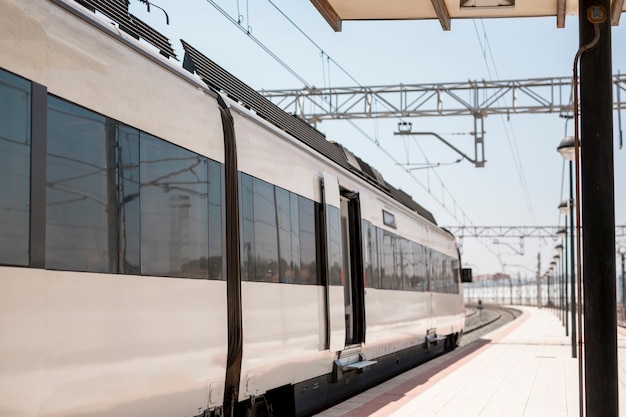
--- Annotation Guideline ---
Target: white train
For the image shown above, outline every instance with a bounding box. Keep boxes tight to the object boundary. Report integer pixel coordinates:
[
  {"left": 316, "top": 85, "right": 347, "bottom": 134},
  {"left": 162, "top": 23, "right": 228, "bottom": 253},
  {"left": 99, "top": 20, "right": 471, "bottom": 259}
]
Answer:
[{"left": 0, "top": 1, "right": 469, "bottom": 416}]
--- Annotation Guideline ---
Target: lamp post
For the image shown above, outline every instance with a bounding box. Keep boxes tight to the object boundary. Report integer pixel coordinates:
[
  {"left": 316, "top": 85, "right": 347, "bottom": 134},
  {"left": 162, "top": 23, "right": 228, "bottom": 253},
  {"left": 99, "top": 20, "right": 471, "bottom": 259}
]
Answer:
[
  {"left": 557, "top": 137, "right": 577, "bottom": 359},
  {"left": 618, "top": 246, "right": 626, "bottom": 320},
  {"left": 557, "top": 229, "right": 569, "bottom": 336},
  {"left": 553, "top": 255, "right": 561, "bottom": 319},
  {"left": 556, "top": 244, "right": 567, "bottom": 331},
  {"left": 546, "top": 265, "right": 553, "bottom": 308}
]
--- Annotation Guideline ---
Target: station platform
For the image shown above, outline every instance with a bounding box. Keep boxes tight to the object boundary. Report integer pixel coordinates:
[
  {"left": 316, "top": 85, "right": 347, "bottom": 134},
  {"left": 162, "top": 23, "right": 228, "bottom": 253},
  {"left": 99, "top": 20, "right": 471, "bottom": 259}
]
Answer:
[{"left": 314, "top": 306, "right": 626, "bottom": 417}]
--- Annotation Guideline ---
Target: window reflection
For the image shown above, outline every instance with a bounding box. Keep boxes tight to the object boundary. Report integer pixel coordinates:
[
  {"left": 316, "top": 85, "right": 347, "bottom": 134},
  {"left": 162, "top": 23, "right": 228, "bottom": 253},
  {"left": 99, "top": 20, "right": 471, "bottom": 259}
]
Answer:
[
  {"left": 326, "top": 206, "right": 342, "bottom": 286},
  {"left": 46, "top": 97, "right": 113, "bottom": 272},
  {"left": 239, "top": 173, "right": 319, "bottom": 285},
  {"left": 276, "top": 187, "right": 294, "bottom": 283},
  {"left": 240, "top": 173, "right": 256, "bottom": 281},
  {"left": 0, "top": 70, "right": 30, "bottom": 266},
  {"left": 253, "top": 178, "right": 279, "bottom": 282},
  {"left": 140, "top": 134, "right": 209, "bottom": 278},
  {"left": 117, "top": 124, "right": 140, "bottom": 274},
  {"left": 299, "top": 197, "right": 317, "bottom": 285},
  {"left": 208, "top": 160, "right": 223, "bottom": 280}
]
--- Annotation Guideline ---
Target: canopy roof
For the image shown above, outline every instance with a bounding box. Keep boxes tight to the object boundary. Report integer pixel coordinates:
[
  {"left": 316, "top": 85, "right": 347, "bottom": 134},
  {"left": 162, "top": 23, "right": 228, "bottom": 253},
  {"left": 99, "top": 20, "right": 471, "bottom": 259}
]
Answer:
[{"left": 310, "top": 0, "right": 625, "bottom": 31}]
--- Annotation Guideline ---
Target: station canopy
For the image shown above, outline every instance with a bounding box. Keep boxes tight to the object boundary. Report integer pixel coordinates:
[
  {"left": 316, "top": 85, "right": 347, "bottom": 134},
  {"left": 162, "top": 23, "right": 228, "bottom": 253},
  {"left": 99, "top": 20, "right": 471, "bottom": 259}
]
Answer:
[{"left": 310, "top": 0, "right": 626, "bottom": 31}]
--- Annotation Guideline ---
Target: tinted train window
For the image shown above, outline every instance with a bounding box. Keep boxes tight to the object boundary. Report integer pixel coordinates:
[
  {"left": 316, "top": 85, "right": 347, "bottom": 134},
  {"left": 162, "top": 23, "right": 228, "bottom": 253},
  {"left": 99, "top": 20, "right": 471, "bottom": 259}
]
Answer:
[
  {"left": 326, "top": 205, "right": 342, "bottom": 286},
  {"left": 401, "top": 238, "right": 412, "bottom": 290},
  {"left": 298, "top": 196, "right": 317, "bottom": 285},
  {"left": 46, "top": 97, "right": 114, "bottom": 272},
  {"left": 362, "top": 220, "right": 380, "bottom": 289},
  {"left": 208, "top": 160, "right": 223, "bottom": 280},
  {"left": 0, "top": 70, "right": 30, "bottom": 266},
  {"left": 239, "top": 173, "right": 318, "bottom": 285},
  {"left": 116, "top": 124, "right": 141, "bottom": 274},
  {"left": 381, "top": 231, "right": 395, "bottom": 290},
  {"left": 253, "top": 178, "right": 279, "bottom": 282},
  {"left": 276, "top": 187, "right": 294, "bottom": 283},
  {"left": 451, "top": 258, "right": 461, "bottom": 294},
  {"left": 430, "top": 250, "right": 441, "bottom": 292},
  {"left": 240, "top": 173, "right": 256, "bottom": 281},
  {"left": 290, "top": 193, "right": 301, "bottom": 283},
  {"left": 140, "top": 133, "right": 209, "bottom": 278},
  {"left": 411, "top": 241, "right": 427, "bottom": 291}
]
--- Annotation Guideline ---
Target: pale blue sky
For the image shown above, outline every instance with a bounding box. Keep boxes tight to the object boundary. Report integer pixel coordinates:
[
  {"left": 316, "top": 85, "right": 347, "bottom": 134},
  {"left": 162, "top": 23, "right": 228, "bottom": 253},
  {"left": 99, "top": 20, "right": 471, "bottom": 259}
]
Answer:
[{"left": 129, "top": 1, "right": 626, "bottom": 278}]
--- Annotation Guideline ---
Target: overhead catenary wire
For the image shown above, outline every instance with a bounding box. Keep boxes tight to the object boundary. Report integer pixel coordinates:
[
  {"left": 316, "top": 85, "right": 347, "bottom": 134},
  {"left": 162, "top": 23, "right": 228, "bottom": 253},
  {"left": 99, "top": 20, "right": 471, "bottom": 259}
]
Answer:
[
  {"left": 473, "top": 19, "right": 539, "bottom": 228},
  {"left": 201, "top": 0, "right": 499, "bottom": 257},
  {"left": 203, "top": 0, "right": 313, "bottom": 89}
]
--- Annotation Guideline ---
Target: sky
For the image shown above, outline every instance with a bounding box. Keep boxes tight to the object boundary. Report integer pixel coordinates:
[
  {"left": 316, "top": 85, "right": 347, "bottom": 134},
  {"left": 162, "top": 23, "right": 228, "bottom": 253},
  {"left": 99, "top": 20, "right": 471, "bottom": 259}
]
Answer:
[{"left": 127, "top": 0, "right": 626, "bottom": 278}]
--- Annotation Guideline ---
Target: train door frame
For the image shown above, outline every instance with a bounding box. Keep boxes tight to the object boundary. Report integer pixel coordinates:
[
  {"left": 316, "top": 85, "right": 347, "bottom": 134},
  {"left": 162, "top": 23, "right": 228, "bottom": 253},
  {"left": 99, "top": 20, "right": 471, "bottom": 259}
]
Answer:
[
  {"left": 321, "top": 174, "right": 347, "bottom": 353},
  {"left": 339, "top": 189, "right": 366, "bottom": 346}
]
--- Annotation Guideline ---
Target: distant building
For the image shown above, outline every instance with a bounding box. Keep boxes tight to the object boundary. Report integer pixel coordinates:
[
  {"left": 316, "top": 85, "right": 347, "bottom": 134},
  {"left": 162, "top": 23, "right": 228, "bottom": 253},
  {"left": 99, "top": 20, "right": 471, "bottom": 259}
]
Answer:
[{"left": 473, "top": 272, "right": 512, "bottom": 283}]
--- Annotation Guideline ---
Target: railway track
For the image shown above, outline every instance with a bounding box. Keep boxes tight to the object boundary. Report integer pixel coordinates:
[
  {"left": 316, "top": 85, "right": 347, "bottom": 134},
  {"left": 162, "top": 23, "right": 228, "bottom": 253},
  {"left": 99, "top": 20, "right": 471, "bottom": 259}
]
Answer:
[{"left": 461, "top": 305, "right": 521, "bottom": 346}]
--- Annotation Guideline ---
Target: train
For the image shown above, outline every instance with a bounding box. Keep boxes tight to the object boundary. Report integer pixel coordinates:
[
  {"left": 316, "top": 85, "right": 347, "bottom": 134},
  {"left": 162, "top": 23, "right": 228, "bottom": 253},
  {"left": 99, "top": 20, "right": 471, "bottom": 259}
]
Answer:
[{"left": 0, "top": 1, "right": 470, "bottom": 416}]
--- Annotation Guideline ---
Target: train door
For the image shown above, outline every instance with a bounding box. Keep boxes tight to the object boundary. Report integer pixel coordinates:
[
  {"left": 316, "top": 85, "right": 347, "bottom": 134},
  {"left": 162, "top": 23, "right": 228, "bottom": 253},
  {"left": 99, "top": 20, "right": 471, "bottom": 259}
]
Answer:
[
  {"left": 321, "top": 174, "right": 347, "bottom": 353},
  {"left": 339, "top": 190, "right": 365, "bottom": 346}
]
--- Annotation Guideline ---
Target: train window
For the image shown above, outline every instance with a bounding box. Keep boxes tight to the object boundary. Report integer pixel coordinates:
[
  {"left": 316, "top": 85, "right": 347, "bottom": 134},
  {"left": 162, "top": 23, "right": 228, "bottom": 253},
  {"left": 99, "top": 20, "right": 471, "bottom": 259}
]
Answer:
[
  {"left": 208, "top": 160, "right": 223, "bottom": 280},
  {"left": 46, "top": 97, "right": 115, "bottom": 272},
  {"left": 411, "top": 242, "right": 427, "bottom": 292},
  {"left": 290, "top": 193, "right": 301, "bottom": 283},
  {"left": 326, "top": 205, "right": 342, "bottom": 286},
  {"left": 252, "top": 178, "right": 279, "bottom": 283},
  {"left": 401, "top": 238, "right": 412, "bottom": 290},
  {"left": 140, "top": 133, "right": 209, "bottom": 278},
  {"left": 0, "top": 70, "right": 30, "bottom": 266},
  {"left": 298, "top": 196, "right": 317, "bottom": 285},
  {"left": 362, "top": 221, "right": 377, "bottom": 289},
  {"left": 382, "top": 209, "right": 396, "bottom": 229},
  {"left": 381, "top": 231, "right": 395, "bottom": 290},
  {"left": 240, "top": 173, "right": 256, "bottom": 281},
  {"left": 393, "top": 236, "right": 404, "bottom": 290},
  {"left": 450, "top": 258, "right": 461, "bottom": 294},
  {"left": 276, "top": 187, "right": 294, "bottom": 283},
  {"left": 369, "top": 223, "right": 381, "bottom": 289},
  {"left": 117, "top": 124, "right": 141, "bottom": 274}
]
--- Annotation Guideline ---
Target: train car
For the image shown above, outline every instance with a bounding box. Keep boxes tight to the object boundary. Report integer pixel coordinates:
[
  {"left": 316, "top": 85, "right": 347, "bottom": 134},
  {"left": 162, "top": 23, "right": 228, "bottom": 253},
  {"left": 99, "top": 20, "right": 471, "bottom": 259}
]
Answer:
[{"left": 0, "top": 1, "right": 468, "bottom": 416}]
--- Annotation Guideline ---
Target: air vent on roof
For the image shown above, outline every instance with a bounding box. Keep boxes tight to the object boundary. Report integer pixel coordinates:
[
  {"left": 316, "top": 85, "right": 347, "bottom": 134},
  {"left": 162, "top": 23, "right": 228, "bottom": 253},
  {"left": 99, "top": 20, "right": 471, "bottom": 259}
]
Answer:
[
  {"left": 75, "top": 0, "right": 177, "bottom": 59},
  {"left": 179, "top": 40, "right": 436, "bottom": 224},
  {"left": 342, "top": 147, "right": 362, "bottom": 171},
  {"left": 370, "top": 167, "right": 387, "bottom": 190},
  {"left": 180, "top": 40, "right": 351, "bottom": 169}
]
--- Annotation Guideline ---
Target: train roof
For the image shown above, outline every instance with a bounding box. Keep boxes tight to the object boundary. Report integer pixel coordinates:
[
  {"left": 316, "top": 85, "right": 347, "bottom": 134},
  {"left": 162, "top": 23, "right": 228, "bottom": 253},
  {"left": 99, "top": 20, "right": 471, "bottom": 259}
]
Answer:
[{"left": 74, "top": 0, "right": 437, "bottom": 226}]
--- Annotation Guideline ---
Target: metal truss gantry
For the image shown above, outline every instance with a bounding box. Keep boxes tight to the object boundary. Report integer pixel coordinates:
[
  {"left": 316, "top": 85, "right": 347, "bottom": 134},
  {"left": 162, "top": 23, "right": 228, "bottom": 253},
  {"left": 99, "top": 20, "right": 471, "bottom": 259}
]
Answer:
[
  {"left": 443, "top": 225, "right": 626, "bottom": 238},
  {"left": 261, "top": 74, "right": 626, "bottom": 122},
  {"left": 260, "top": 74, "right": 626, "bottom": 167}
]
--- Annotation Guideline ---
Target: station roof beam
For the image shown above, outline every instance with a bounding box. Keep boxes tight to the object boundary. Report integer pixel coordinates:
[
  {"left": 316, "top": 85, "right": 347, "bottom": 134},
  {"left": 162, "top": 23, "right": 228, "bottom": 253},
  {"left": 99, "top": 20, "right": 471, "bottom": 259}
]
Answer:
[{"left": 310, "top": 0, "right": 626, "bottom": 31}]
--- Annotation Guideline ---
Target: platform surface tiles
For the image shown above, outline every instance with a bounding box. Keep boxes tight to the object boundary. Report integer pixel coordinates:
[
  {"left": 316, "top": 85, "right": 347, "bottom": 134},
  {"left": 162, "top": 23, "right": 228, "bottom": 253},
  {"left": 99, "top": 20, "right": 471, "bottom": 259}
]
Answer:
[{"left": 314, "top": 306, "right": 626, "bottom": 417}]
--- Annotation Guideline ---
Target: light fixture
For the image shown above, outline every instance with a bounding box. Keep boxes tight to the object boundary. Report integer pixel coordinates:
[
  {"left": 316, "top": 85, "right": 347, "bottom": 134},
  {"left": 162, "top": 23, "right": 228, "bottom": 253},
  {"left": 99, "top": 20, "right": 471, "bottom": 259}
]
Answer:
[
  {"left": 460, "top": 0, "right": 515, "bottom": 7},
  {"left": 555, "top": 243, "right": 564, "bottom": 254},
  {"left": 397, "top": 121, "right": 412, "bottom": 133},
  {"left": 557, "top": 228, "right": 567, "bottom": 239},
  {"left": 558, "top": 200, "right": 570, "bottom": 216},
  {"left": 557, "top": 136, "right": 576, "bottom": 161}
]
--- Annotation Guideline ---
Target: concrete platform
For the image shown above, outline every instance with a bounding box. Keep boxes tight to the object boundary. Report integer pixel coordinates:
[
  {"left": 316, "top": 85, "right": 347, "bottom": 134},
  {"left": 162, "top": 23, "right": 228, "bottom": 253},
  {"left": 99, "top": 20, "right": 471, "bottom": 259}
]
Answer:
[{"left": 314, "top": 306, "right": 626, "bottom": 417}]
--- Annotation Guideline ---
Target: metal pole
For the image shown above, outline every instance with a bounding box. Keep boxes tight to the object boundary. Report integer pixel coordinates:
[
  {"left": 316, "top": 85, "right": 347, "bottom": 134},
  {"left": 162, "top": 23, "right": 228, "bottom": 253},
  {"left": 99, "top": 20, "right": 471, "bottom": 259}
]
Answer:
[
  {"left": 569, "top": 171, "right": 577, "bottom": 359},
  {"left": 536, "top": 253, "right": 541, "bottom": 307},
  {"left": 622, "top": 252, "right": 625, "bottom": 320},
  {"left": 579, "top": 1, "right": 618, "bottom": 415},
  {"left": 547, "top": 269, "right": 552, "bottom": 307},
  {"left": 564, "top": 229, "right": 569, "bottom": 336}
]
